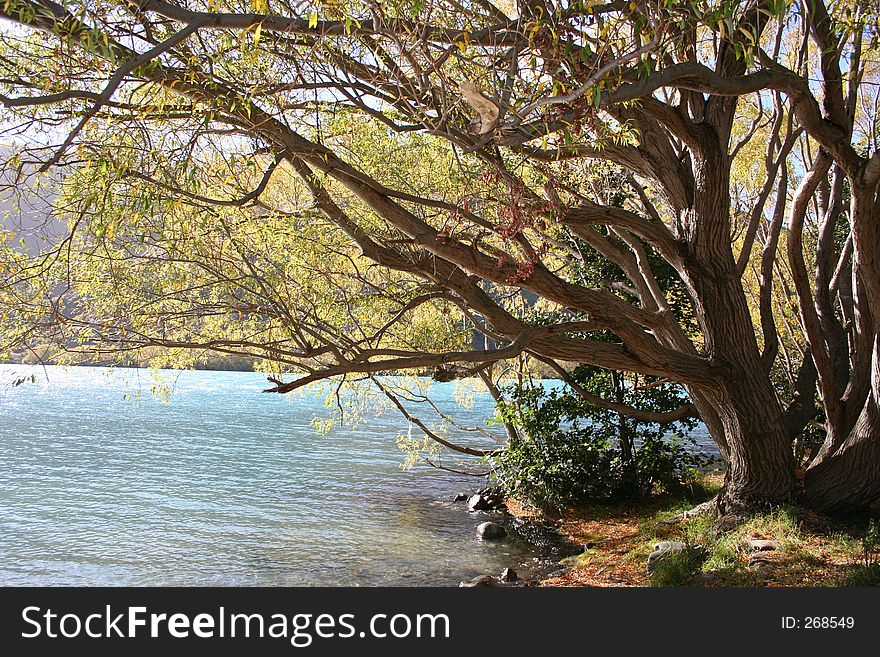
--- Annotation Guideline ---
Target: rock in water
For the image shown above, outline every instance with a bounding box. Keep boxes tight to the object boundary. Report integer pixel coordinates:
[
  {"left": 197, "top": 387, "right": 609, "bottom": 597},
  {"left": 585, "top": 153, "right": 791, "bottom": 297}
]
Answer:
[
  {"left": 500, "top": 567, "right": 518, "bottom": 582},
  {"left": 459, "top": 574, "right": 500, "bottom": 587},
  {"left": 476, "top": 521, "right": 506, "bottom": 540},
  {"left": 479, "top": 486, "right": 505, "bottom": 506},
  {"left": 467, "top": 494, "right": 491, "bottom": 511},
  {"left": 453, "top": 493, "right": 469, "bottom": 502},
  {"left": 467, "top": 487, "right": 507, "bottom": 511}
]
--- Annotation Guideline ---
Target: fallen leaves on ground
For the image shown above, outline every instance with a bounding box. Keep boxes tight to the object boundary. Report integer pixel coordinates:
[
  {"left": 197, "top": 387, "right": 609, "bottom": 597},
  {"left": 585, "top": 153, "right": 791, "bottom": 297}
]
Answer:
[{"left": 506, "top": 488, "right": 877, "bottom": 588}]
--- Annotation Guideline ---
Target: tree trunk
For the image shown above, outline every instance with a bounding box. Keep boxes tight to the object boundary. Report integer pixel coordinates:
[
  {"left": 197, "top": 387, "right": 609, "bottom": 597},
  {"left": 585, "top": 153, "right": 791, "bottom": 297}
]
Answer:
[
  {"left": 678, "top": 151, "right": 796, "bottom": 515},
  {"left": 803, "top": 395, "right": 880, "bottom": 512},
  {"left": 612, "top": 371, "right": 637, "bottom": 494},
  {"left": 804, "top": 337, "right": 880, "bottom": 512},
  {"left": 694, "top": 378, "right": 796, "bottom": 514},
  {"left": 683, "top": 270, "right": 796, "bottom": 514}
]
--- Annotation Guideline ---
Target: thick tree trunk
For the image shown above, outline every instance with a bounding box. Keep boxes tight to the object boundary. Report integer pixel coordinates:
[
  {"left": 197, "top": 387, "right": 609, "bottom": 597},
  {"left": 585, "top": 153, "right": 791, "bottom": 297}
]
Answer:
[
  {"left": 694, "top": 377, "right": 796, "bottom": 514},
  {"left": 680, "top": 151, "right": 795, "bottom": 514},
  {"left": 803, "top": 395, "right": 880, "bottom": 512},
  {"left": 804, "top": 337, "right": 880, "bottom": 512},
  {"left": 683, "top": 265, "right": 796, "bottom": 514}
]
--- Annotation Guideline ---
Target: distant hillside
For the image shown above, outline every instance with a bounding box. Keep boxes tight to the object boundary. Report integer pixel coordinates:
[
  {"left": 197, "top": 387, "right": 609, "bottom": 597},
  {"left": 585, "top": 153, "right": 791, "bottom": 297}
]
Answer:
[{"left": 0, "top": 142, "right": 66, "bottom": 253}]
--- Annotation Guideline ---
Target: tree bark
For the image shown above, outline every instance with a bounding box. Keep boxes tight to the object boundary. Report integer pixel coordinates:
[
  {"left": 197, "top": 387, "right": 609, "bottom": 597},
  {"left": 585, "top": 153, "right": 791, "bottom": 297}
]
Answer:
[
  {"left": 680, "top": 150, "right": 795, "bottom": 514},
  {"left": 693, "top": 376, "right": 796, "bottom": 514},
  {"left": 803, "top": 395, "right": 880, "bottom": 512},
  {"left": 804, "top": 337, "right": 880, "bottom": 512}
]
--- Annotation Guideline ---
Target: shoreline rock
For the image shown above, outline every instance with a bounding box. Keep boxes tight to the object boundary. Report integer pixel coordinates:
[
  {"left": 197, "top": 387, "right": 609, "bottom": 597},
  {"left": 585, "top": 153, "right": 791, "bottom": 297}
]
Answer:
[
  {"left": 452, "top": 487, "right": 584, "bottom": 586},
  {"left": 476, "top": 521, "right": 506, "bottom": 540},
  {"left": 459, "top": 574, "right": 501, "bottom": 587},
  {"left": 467, "top": 486, "right": 507, "bottom": 512}
]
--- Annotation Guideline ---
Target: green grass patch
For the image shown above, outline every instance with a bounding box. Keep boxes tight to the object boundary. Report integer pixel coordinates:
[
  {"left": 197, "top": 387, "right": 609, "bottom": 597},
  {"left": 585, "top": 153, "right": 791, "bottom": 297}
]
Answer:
[
  {"left": 560, "top": 548, "right": 605, "bottom": 567},
  {"left": 549, "top": 473, "right": 877, "bottom": 587},
  {"left": 647, "top": 542, "right": 707, "bottom": 586},
  {"left": 833, "top": 564, "right": 880, "bottom": 586}
]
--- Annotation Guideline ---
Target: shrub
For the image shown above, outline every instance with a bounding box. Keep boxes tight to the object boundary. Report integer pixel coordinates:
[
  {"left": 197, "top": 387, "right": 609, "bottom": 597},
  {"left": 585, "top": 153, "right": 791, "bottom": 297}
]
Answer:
[{"left": 490, "top": 366, "right": 708, "bottom": 512}]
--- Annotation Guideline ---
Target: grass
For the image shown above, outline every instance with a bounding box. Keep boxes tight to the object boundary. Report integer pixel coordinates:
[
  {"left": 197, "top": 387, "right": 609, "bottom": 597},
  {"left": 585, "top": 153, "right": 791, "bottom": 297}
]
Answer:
[
  {"left": 647, "top": 546, "right": 706, "bottom": 586},
  {"left": 527, "top": 474, "right": 880, "bottom": 587}
]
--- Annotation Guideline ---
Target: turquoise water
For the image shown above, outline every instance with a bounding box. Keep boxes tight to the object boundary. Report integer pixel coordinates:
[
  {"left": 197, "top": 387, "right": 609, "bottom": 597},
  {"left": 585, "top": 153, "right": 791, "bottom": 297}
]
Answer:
[
  {"left": 0, "top": 365, "right": 554, "bottom": 586},
  {"left": 0, "top": 365, "right": 716, "bottom": 586}
]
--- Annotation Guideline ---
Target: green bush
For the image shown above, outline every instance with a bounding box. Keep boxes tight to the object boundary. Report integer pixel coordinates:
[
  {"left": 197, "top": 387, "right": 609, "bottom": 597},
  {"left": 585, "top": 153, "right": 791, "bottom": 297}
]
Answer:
[{"left": 490, "top": 366, "right": 708, "bottom": 512}]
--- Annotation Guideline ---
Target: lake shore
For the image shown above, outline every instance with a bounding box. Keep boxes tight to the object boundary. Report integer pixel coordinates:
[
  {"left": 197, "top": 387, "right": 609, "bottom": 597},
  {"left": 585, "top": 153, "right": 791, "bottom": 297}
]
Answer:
[
  {"left": 501, "top": 474, "right": 880, "bottom": 587},
  {"left": 449, "top": 486, "right": 585, "bottom": 586}
]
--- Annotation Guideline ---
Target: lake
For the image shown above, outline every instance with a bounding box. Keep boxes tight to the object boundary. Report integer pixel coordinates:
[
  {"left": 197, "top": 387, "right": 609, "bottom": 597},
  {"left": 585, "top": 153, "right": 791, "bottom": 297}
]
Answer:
[{"left": 0, "top": 364, "right": 715, "bottom": 586}]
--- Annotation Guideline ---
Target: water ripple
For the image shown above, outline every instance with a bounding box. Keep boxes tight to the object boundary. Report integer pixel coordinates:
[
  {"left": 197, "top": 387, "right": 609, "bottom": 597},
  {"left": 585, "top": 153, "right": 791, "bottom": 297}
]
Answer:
[{"left": 0, "top": 364, "right": 716, "bottom": 586}]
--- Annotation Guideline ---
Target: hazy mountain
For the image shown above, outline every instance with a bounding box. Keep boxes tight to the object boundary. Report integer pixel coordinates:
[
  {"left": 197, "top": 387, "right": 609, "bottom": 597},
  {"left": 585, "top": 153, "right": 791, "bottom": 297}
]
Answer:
[{"left": 0, "top": 142, "right": 67, "bottom": 253}]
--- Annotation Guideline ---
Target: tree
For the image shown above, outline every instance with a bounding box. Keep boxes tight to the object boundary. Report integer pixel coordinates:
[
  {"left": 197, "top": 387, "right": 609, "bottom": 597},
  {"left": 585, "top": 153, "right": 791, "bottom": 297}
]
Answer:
[{"left": 1, "top": 0, "right": 878, "bottom": 515}]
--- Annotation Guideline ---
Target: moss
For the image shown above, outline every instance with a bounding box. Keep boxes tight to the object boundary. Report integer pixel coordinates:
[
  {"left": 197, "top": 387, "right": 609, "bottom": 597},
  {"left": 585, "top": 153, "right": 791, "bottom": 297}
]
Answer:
[{"left": 559, "top": 548, "right": 604, "bottom": 567}]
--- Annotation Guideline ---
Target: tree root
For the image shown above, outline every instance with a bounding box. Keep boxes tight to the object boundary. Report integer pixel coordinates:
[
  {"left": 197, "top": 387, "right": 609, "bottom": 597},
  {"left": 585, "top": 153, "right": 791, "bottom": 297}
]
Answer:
[
  {"left": 659, "top": 496, "right": 720, "bottom": 526},
  {"left": 660, "top": 495, "right": 761, "bottom": 536}
]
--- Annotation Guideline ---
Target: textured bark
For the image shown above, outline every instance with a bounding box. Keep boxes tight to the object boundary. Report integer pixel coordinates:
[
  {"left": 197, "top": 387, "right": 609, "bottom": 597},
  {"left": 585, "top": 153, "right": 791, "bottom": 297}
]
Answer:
[
  {"left": 804, "top": 337, "right": 880, "bottom": 512},
  {"left": 805, "top": 180, "right": 880, "bottom": 511},
  {"left": 693, "top": 375, "right": 796, "bottom": 514},
  {"left": 680, "top": 151, "right": 795, "bottom": 513},
  {"left": 804, "top": 394, "right": 880, "bottom": 512}
]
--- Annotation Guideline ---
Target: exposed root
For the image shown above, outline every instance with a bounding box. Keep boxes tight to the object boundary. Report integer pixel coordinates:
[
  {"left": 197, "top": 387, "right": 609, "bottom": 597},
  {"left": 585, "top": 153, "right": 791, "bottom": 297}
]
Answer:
[
  {"left": 660, "top": 496, "right": 720, "bottom": 525},
  {"left": 660, "top": 493, "right": 780, "bottom": 536}
]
